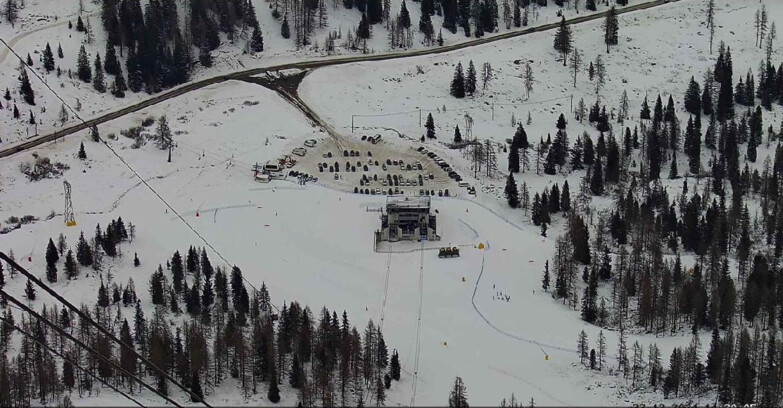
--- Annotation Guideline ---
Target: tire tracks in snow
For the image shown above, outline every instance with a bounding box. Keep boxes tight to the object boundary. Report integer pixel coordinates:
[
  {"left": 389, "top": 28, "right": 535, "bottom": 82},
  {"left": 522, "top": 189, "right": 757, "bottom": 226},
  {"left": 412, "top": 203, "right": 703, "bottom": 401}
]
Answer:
[
  {"left": 410, "top": 241, "right": 425, "bottom": 406},
  {"left": 471, "top": 251, "right": 577, "bottom": 355}
]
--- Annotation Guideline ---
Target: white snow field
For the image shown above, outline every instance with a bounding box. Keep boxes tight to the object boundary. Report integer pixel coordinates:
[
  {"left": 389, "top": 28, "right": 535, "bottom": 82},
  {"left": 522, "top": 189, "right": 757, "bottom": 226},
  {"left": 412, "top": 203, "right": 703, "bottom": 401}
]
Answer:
[
  {"left": 1, "top": 0, "right": 782, "bottom": 405},
  {"left": 301, "top": 0, "right": 783, "bottom": 192},
  {"left": 0, "top": 78, "right": 701, "bottom": 406},
  {"left": 0, "top": 0, "right": 650, "bottom": 145}
]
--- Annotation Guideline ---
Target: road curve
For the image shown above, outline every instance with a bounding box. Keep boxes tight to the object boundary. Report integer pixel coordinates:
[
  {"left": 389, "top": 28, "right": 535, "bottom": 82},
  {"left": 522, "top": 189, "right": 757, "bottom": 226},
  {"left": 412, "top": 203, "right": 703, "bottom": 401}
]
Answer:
[
  {"left": 0, "top": 12, "right": 101, "bottom": 66},
  {"left": 0, "top": 0, "right": 677, "bottom": 159}
]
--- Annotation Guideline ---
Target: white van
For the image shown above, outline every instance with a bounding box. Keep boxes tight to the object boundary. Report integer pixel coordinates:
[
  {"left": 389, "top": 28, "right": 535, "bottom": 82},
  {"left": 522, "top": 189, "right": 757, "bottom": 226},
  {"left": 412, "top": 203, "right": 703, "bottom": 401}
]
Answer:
[
  {"left": 292, "top": 147, "right": 307, "bottom": 156},
  {"left": 264, "top": 161, "right": 282, "bottom": 172}
]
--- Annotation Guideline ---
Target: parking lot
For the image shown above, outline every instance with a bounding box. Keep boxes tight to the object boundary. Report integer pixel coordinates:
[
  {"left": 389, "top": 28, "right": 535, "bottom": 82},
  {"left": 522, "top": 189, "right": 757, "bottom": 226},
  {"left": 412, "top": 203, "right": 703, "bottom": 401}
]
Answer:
[{"left": 292, "top": 134, "right": 465, "bottom": 197}]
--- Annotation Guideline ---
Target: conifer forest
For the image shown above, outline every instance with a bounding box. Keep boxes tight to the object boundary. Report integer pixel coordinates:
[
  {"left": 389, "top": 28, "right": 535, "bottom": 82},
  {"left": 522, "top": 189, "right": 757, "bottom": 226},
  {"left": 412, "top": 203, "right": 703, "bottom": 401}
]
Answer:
[{"left": 1, "top": 0, "right": 783, "bottom": 406}]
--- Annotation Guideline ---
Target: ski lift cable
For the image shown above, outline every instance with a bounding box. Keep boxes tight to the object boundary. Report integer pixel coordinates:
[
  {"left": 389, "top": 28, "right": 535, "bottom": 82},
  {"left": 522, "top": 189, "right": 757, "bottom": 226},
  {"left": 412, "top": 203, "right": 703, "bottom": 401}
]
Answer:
[
  {"left": 0, "top": 308, "right": 149, "bottom": 408},
  {"left": 0, "top": 290, "right": 180, "bottom": 407}
]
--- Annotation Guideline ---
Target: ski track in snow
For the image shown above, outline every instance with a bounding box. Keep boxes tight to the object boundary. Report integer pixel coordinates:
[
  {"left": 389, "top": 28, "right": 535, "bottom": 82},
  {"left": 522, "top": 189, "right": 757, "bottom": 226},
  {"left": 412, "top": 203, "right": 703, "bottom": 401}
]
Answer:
[{"left": 472, "top": 251, "right": 578, "bottom": 356}]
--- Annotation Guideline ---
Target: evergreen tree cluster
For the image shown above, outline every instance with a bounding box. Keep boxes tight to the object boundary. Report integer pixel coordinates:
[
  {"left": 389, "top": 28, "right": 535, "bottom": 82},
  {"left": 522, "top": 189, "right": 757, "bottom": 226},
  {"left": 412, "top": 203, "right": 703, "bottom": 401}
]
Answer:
[
  {"left": 450, "top": 60, "right": 478, "bottom": 98},
  {"left": 91, "top": 0, "right": 262, "bottom": 96},
  {"left": 0, "top": 234, "right": 399, "bottom": 406}
]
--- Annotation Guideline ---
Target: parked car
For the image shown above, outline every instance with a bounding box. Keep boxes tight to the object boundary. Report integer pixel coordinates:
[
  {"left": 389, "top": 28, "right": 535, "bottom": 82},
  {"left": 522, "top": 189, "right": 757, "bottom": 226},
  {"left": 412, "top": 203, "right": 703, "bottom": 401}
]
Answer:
[{"left": 304, "top": 139, "right": 317, "bottom": 147}]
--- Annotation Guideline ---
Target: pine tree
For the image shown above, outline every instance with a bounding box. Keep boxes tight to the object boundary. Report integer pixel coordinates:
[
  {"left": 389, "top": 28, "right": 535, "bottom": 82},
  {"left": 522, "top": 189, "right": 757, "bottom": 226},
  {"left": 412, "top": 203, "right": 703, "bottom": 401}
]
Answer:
[
  {"left": 684, "top": 116, "right": 701, "bottom": 173},
  {"left": 111, "top": 68, "right": 127, "bottom": 98},
  {"left": 466, "top": 61, "right": 477, "bottom": 95},
  {"left": 103, "top": 43, "right": 119, "bottom": 76},
  {"left": 77, "top": 45, "right": 92, "bottom": 82},
  {"left": 57, "top": 43, "right": 64, "bottom": 58},
  {"left": 390, "top": 349, "right": 401, "bottom": 380},
  {"left": 251, "top": 26, "right": 264, "bottom": 52},
  {"left": 508, "top": 146, "right": 520, "bottom": 173},
  {"left": 419, "top": 11, "right": 434, "bottom": 40},
  {"left": 425, "top": 113, "right": 436, "bottom": 138},
  {"left": 42, "top": 43, "right": 55, "bottom": 72},
  {"left": 357, "top": 12, "right": 371, "bottom": 39},
  {"left": 62, "top": 359, "right": 75, "bottom": 391},
  {"left": 684, "top": 76, "right": 701, "bottom": 115},
  {"left": 400, "top": 0, "right": 411, "bottom": 28},
  {"left": 25, "top": 279, "right": 36, "bottom": 300},
  {"left": 448, "top": 377, "right": 469, "bottom": 407},
  {"left": 281, "top": 14, "right": 290, "bottom": 38},
  {"left": 64, "top": 249, "right": 78, "bottom": 279},
  {"left": 733, "top": 330, "right": 755, "bottom": 404},
  {"left": 454, "top": 125, "right": 463, "bottom": 143},
  {"left": 45, "top": 238, "right": 59, "bottom": 283},
  {"left": 505, "top": 173, "right": 519, "bottom": 208},
  {"left": 541, "top": 260, "right": 550, "bottom": 291},
  {"left": 92, "top": 54, "right": 106, "bottom": 93},
  {"left": 268, "top": 367, "right": 281, "bottom": 403},
  {"left": 19, "top": 69, "right": 34, "bottom": 105},
  {"left": 171, "top": 251, "right": 184, "bottom": 294},
  {"left": 603, "top": 6, "right": 618, "bottom": 53},
  {"left": 590, "top": 155, "right": 604, "bottom": 195},
  {"left": 640, "top": 96, "right": 651, "bottom": 120},
  {"left": 97, "top": 280, "right": 110, "bottom": 307},
  {"left": 553, "top": 16, "right": 572, "bottom": 66},
  {"left": 459, "top": 0, "right": 471, "bottom": 36},
  {"left": 451, "top": 62, "right": 465, "bottom": 98}
]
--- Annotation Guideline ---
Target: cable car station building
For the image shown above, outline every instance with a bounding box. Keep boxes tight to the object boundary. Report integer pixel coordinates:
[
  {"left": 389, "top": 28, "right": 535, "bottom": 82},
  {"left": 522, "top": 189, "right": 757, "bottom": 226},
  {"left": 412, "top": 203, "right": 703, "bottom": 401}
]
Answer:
[{"left": 376, "top": 196, "right": 440, "bottom": 242}]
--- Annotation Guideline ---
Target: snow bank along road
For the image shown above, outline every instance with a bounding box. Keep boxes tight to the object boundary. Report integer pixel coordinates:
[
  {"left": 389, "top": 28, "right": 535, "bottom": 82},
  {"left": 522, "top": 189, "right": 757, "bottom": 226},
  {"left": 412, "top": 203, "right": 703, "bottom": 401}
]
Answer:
[{"left": 0, "top": 0, "right": 681, "bottom": 159}]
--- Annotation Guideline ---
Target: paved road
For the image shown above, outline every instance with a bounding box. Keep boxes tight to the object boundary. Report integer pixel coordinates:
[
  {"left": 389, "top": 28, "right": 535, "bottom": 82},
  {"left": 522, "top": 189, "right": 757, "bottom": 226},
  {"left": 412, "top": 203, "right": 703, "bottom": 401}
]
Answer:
[
  {"left": 0, "top": 12, "right": 100, "bottom": 66},
  {"left": 0, "top": 0, "right": 677, "bottom": 159}
]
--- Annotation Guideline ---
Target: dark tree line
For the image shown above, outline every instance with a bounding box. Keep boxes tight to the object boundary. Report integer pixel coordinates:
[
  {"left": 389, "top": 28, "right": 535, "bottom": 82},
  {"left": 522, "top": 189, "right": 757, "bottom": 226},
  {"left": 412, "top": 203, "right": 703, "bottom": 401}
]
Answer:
[{"left": 1, "top": 226, "right": 399, "bottom": 406}]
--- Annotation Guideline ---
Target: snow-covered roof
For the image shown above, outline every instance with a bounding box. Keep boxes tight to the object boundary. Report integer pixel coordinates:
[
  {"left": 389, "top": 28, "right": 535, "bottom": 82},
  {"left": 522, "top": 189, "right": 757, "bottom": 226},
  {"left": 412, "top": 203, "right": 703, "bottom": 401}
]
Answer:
[{"left": 386, "top": 196, "right": 431, "bottom": 210}]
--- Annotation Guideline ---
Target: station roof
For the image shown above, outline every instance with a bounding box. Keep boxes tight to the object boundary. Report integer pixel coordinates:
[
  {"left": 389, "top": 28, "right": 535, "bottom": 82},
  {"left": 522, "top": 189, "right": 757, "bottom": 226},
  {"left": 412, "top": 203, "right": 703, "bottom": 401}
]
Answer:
[{"left": 386, "top": 196, "right": 431, "bottom": 210}]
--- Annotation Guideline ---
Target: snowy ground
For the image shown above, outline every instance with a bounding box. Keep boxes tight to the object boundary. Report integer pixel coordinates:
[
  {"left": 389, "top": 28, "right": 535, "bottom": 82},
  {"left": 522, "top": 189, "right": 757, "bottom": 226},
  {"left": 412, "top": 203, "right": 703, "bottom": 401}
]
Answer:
[
  {"left": 300, "top": 0, "right": 783, "bottom": 200},
  {"left": 0, "top": 0, "right": 649, "bottom": 145},
  {"left": 0, "top": 78, "right": 709, "bottom": 406},
  {"left": 1, "top": 0, "right": 782, "bottom": 405}
]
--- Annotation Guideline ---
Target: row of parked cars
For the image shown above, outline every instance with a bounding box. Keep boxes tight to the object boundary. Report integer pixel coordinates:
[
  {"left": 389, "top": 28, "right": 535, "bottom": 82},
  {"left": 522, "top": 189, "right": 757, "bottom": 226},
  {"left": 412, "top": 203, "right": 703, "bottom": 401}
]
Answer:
[
  {"left": 416, "top": 146, "right": 463, "bottom": 182},
  {"left": 353, "top": 187, "right": 451, "bottom": 196},
  {"left": 360, "top": 134, "right": 382, "bottom": 144}
]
